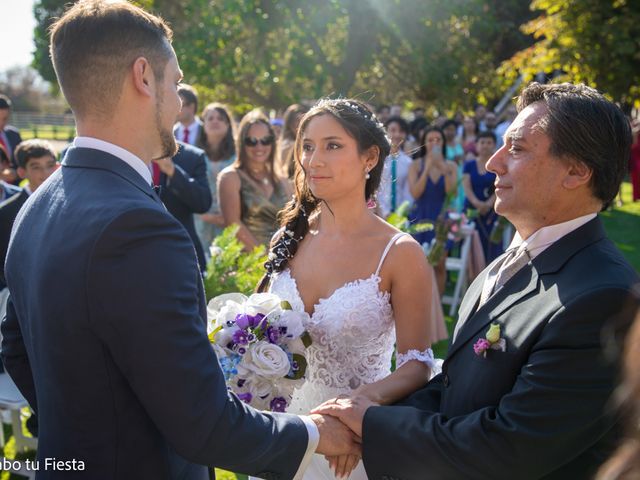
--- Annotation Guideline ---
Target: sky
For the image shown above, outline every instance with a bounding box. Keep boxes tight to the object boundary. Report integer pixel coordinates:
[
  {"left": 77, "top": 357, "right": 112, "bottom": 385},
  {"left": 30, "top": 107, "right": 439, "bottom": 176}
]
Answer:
[{"left": 0, "top": 0, "right": 37, "bottom": 71}]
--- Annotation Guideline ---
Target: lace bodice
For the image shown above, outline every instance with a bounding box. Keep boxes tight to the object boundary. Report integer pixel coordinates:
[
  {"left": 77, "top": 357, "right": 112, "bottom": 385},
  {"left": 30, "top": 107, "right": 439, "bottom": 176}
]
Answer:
[{"left": 268, "top": 233, "right": 404, "bottom": 414}]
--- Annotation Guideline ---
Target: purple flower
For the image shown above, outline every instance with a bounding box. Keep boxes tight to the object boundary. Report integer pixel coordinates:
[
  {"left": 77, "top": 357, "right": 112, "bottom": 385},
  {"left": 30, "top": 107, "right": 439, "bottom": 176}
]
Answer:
[
  {"left": 269, "top": 397, "right": 288, "bottom": 412},
  {"left": 266, "top": 326, "right": 280, "bottom": 344},
  {"left": 235, "top": 313, "right": 265, "bottom": 330},
  {"left": 237, "top": 392, "right": 253, "bottom": 404},
  {"left": 473, "top": 338, "right": 492, "bottom": 356},
  {"left": 232, "top": 330, "right": 249, "bottom": 345}
]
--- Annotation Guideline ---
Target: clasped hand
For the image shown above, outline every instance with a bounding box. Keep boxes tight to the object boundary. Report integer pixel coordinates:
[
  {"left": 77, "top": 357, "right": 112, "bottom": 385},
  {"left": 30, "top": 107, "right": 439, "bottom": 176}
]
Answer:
[{"left": 311, "top": 395, "right": 378, "bottom": 478}]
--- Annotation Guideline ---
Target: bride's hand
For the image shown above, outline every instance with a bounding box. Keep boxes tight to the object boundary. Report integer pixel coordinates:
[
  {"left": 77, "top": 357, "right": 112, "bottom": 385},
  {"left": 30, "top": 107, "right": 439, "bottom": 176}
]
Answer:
[{"left": 325, "top": 453, "right": 360, "bottom": 479}]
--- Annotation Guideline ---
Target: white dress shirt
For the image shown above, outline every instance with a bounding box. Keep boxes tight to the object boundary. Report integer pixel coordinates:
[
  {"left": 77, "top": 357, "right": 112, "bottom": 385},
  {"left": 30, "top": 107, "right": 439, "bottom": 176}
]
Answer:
[
  {"left": 73, "top": 136, "right": 319, "bottom": 477},
  {"left": 506, "top": 213, "right": 597, "bottom": 261},
  {"left": 174, "top": 120, "right": 200, "bottom": 146},
  {"left": 73, "top": 137, "right": 152, "bottom": 185}
]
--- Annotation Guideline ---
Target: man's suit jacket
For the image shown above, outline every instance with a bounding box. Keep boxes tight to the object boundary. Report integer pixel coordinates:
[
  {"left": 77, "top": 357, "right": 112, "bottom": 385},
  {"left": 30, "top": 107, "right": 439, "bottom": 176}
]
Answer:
[
  {"left": 362, "top": 217, "right": 639, "bottom": 480},
  {"left": 159, "top": 142, "right": 212, "bottom": 272},
  {"left": 2, "top": 126, "right": 22, "bottom": 165},
  {"left": 0, "top": 187, "right": 28, "bottom": 288},
  {"left": 0, "top": 147, "right": 308, "bottom": 479}
]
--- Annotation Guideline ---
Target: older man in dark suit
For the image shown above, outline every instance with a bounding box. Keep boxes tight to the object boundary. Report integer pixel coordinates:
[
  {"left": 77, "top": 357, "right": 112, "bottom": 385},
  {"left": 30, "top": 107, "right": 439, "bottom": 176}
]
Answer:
[
  {"left": 317, "top": 82, "right": 640, "bottom": 480},
  {"left": 153, "top": 141, "right": 211, "bottom": 273},
  {"left": 0, "top": 2, "right": 357, "bottom": 479}
]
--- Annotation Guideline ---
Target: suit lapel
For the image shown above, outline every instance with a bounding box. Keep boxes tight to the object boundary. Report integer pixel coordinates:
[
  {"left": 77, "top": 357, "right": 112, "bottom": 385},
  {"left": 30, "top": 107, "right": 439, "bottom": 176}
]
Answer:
[
  {"left": 447, "top": 261, "right": 539, "bottom": 358},
  {"left": 446, "top": 216, "right": 606, "bottom": 361}
]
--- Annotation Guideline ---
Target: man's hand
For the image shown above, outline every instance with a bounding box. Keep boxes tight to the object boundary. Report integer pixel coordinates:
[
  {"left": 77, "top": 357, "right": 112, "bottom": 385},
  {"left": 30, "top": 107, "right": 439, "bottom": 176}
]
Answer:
[
  {"left": 310, "top": 413, "right": 361, "bottom": 457},
  {"left": 311, "top": 395, "right": 378, "bottom": 438},
  {"left": 153, "top": 157, "right": 176, "bottom": 178}
]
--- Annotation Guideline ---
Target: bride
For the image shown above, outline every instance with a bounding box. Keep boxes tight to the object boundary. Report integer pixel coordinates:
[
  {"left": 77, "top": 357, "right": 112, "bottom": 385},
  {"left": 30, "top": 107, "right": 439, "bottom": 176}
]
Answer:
[{"left": 257, "top": 99, "right": 439, "bottom": 479}]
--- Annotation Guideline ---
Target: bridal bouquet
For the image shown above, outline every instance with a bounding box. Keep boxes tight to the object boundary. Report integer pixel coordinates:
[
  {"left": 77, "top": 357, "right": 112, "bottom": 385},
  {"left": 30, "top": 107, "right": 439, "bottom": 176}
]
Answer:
[{"left": 207, "top": 292, "right": 311, "bottom": 412}]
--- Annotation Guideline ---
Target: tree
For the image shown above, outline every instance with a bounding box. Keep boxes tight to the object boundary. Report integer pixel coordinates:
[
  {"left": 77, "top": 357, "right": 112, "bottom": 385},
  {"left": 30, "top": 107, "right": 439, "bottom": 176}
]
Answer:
[{"left": 503, "top": 0, "right": 640, "bottom": 107}]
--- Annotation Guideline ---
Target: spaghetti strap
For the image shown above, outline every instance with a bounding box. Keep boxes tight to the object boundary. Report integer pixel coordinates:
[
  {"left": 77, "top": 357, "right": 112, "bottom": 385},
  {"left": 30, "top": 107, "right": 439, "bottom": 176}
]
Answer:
[{"left": 375, "top": 232, "right": 407, "bottom": 276}]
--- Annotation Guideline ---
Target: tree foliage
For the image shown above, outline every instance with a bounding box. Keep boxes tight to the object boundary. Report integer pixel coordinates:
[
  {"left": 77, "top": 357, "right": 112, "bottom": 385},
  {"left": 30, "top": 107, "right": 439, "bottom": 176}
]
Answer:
[
  {"left": 30, "top": 0, "right": 639, "bottom": 112},
  {"left": 502, "top": 0, "right": 640, "bottom": 106}
]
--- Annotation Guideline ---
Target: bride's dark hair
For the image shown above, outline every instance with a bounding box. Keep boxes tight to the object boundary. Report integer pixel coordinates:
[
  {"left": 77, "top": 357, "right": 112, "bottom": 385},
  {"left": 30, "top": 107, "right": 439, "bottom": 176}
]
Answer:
[{"left": 256, "top": 98, "right": 390, "bottom": 292}]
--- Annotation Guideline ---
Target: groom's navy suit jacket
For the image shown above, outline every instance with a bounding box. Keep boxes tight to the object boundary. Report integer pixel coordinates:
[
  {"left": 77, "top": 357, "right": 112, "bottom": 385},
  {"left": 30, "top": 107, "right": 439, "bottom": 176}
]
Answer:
[
  {"left": 1, "top": 147, "right": 308, "bottom": 479},
  {"left": 363, "top": 217, "right": 639, "bottom": 480}
]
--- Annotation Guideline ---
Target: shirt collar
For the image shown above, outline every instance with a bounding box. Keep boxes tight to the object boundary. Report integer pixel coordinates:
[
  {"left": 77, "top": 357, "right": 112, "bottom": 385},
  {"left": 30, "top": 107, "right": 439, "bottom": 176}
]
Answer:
[
  {"left": 508, "top": 213, "right": 597, "bottom": 260},
  {"left": 73, "top": 137, "right": 152, "bottom": 186},
  {"left": 177, "top": 119, "right": 199, "bottom": 133}
]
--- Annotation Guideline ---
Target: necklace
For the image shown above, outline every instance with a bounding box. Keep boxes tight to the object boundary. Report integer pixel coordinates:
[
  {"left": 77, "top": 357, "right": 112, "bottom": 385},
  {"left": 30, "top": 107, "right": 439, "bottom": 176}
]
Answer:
[{"left": 248, "top": 169, "right": 270, "bottom": 186}]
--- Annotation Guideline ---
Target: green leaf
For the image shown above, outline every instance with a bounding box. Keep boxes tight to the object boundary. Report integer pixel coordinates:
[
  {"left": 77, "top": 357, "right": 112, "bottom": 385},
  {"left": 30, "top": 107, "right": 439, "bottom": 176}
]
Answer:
[
  {"left": 301, "top": 331, "right": 312, "bottom": 348},
  {"left": 288, "top": 353, "right": 308, "bottom": 380}
]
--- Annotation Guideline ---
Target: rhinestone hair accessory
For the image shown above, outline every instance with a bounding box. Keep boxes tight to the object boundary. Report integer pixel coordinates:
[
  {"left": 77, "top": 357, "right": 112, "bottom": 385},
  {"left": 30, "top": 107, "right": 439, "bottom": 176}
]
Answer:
[{"left": 341, "top": 100, "right": 385, "bottom": 131}]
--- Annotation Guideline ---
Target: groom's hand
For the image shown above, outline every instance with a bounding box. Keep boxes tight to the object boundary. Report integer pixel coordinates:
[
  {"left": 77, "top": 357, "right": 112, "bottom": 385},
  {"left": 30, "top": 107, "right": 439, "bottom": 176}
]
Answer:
[
  {"left": 311, "top": 395, "right": 377, "bottom": 438},
  {"left": 309, "top": 413, "right": 362, "bottom": 457}
]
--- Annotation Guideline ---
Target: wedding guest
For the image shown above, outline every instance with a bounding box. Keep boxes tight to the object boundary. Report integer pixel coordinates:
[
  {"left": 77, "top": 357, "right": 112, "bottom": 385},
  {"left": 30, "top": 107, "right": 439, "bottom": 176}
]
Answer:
[
  {"left": 443, "top": 119, "right": 465, "bottom": 212},
  {"left": 316, "top": 82, "right": 640, "bottom": 480},
  {"left": 194, "top": 102, "right": 236, "bottom": 254},
  {"left": 276, "top": 103, "right": 308, "bottom": 180},
  {"left": 389, "top": 104, "right": 402, "bottom": 118},
  {"left": 495, "top": 104, "right": 517, "bottom": 148},
  {"left": 377, "top": 116, "right": 413, "bottom": 218},
  {"left": 461, "top": 115, "right": 479, "bottom": 160},
  {"left": 0, "top": 144, "right": 18, "bottom": 186},
  {"left": 462, "top": 131, "right": 503, "bottom": 262},
  {"left": 0, "top": 94, "right": 22, "bottom": 166},
  {"left": 407, "top": 126, "right": 457, "bottom": 295},
  {"left": 218, "top": 110, "right": 290, "bottom": 249},
  {"left": 154, "top": 141, "right": 212, "bottom": 273},
  {"left": 0, "top": 139, "right": 56, "bottom": 296},
  {"left": 173, "top": 83, "right": 202, "bottom": 146},
  {"left": 597, "top": 309, "right": 640, "bottom": 480},
  {"left": 1, "top": 3, "right": 356, "bottom": 478},
  {"left": 376, "top": 105, "right": 390, "bottom": 125}
]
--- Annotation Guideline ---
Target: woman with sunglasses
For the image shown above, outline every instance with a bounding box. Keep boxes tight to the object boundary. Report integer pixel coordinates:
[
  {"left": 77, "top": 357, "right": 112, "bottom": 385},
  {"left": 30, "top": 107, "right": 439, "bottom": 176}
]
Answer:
[{"left": 218, "top": 109, "right": 291, "bottom": 249}]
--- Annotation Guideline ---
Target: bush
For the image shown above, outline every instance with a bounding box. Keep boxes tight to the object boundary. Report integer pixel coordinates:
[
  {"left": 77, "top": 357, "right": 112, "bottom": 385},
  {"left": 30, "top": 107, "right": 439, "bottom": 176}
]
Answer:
[{"left": 204, "top": 225, "right": 268, "bottom": 300}]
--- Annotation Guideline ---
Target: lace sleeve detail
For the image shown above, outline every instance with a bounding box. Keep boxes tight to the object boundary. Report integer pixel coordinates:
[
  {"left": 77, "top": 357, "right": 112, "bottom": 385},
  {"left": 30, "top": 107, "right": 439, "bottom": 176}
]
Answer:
[{"left": 396, "top": 348, "right": 436, "bottom": 370}]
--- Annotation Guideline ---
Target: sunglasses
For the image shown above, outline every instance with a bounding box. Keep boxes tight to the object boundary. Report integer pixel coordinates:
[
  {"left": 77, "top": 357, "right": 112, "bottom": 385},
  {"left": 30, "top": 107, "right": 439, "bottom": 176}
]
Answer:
[{"left": 244, "top": 135, "right": 275, "bottom": 147}]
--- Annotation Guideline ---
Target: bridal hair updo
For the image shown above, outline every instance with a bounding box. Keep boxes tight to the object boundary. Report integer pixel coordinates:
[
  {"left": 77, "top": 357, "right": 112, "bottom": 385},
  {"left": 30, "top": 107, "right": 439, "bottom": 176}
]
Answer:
[{"left": 256, "top": 98, "right": 390, "bottom": 292}]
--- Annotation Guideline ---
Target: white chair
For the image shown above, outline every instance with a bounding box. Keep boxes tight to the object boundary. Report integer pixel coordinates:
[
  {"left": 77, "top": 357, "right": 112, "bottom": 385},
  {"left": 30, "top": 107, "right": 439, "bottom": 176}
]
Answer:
[
  {"left": 0, "top": 372, "right": 37, "bottom": 479},
  {"left": 441, "top": 223, "right": 475, "bottom": 316}
]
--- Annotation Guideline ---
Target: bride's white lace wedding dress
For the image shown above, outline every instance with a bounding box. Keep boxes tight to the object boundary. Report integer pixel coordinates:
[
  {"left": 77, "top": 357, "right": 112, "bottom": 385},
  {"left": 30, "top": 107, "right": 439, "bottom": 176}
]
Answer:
[{"left": 269, "top": 232, "right": 437, "bottom": 480}]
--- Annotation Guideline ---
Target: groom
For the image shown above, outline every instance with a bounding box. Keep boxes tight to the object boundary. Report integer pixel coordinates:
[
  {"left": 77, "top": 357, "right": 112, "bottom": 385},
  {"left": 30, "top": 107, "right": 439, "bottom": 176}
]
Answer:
[
  {"left": 0, "top": 1, "right": 358, "bottom": 479},
  {"left": 317, "top": 82, "right": 640, "bottom": 479}
]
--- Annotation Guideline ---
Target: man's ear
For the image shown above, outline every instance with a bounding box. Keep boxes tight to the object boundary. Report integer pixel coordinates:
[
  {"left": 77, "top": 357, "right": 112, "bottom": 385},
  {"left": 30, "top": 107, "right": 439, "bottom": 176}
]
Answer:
[
  {"left": 17, "top": 166, "right": 26, "bottom": 179},
  {"left": 562, "top": 159, "right": 592, "bottom": 190},
  {"left": 131, "top": 57, "right": 154, "bottom": 99}
]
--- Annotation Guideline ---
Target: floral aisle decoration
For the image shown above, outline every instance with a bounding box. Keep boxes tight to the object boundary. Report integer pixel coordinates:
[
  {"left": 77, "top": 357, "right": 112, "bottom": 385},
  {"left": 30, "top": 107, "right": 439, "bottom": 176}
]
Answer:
[{"left": 207, "top": 292, "right": 312, "bottom": 412}]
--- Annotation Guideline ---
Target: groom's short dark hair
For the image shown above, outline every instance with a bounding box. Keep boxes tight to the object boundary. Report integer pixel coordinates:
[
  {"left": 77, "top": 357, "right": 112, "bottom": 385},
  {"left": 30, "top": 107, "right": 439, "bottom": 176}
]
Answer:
[
  {"left": 517, "top": 82, "right": 631, "bottom": 209},
  {"left": 49, "top": 0, "right": 173, "bottom": 120}
]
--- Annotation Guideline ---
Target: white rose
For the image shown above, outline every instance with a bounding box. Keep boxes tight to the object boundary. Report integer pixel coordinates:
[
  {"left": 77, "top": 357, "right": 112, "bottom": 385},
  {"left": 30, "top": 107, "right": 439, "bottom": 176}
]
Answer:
[
  {"left": 246, "top": 293, "right": 282, "bottom": 316},
  {"left": 241, "top": 341, "right": 291, "bottom": 379},
  {"left": 207, "top": 293, "right": 247, "bottom": 324}
]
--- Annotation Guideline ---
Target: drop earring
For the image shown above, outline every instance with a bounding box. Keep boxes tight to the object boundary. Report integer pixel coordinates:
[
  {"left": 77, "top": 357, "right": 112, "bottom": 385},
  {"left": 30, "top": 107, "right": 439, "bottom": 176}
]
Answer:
[{"left": 365, "top": 168, "right": 370, "bottom": 180}]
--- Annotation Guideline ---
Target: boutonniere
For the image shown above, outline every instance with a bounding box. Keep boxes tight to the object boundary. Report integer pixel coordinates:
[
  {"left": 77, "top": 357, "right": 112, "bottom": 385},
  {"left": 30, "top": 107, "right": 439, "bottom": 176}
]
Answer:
[{"left": 473, "top": 323, "right": 507, "bottom": 357}]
